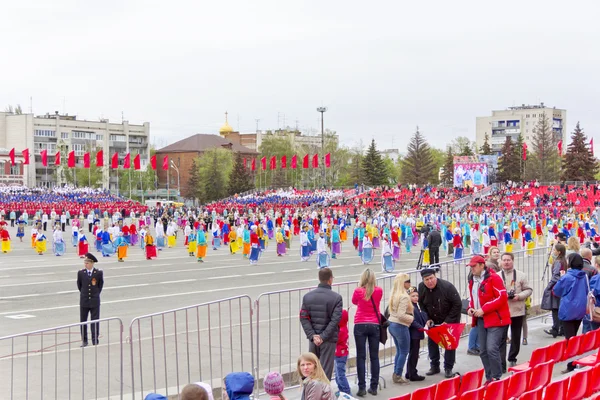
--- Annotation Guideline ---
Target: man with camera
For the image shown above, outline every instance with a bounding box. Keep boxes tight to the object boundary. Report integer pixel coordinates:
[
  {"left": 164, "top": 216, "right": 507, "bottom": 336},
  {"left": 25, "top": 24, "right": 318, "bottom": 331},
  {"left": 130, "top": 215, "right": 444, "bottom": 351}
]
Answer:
[{"left": 499, "top": 252, "right": 532, "bottom": 369}]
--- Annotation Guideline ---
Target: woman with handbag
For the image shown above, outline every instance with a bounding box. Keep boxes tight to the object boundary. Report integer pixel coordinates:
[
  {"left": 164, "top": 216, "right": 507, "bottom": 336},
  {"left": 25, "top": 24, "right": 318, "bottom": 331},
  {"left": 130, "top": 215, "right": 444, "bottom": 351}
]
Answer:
[
  {"left": 352, "top": 268, "right": 384, "bottom": 397},
  {"left": 542, "top": 243, "right": 567, "bottom": 338},
  {"left": 388, "top": 273, "right": 414, "bottom": 385}
]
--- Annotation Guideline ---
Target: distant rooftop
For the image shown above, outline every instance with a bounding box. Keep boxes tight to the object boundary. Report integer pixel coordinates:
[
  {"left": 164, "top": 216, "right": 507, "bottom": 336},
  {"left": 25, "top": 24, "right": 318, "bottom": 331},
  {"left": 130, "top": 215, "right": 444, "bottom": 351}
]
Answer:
[
  {"left": 507, "top": 102, "right": 561, "bottom": 111},
  {"left": 157, "top": 133, "right": 258, "bottom": 154}
]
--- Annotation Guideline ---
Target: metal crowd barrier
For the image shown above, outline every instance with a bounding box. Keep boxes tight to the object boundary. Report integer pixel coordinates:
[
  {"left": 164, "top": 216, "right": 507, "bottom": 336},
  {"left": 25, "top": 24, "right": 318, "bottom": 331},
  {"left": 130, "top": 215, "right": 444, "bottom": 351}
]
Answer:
[
  {"left": 0, "top": 244, "right": 552, "bottom": 399},
  {"left": 0, "top": 317, "right": 124, "bottom": 400},
  {"left": 128, "top": 295, "right": 254, "bottom": 400}
]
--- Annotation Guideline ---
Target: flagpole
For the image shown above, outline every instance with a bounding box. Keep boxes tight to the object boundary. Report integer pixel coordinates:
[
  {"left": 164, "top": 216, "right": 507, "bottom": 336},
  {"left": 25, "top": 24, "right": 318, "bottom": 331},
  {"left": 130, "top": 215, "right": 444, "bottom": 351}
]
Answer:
[
  {"left": 140, "top": 170, "right": 144, "bottom": 203},
  {"left": 88, "top": 164, "right": 91, "bottom": 187},
  {"left": 129, "top": 168, "right": 132, "bottom": 199}
]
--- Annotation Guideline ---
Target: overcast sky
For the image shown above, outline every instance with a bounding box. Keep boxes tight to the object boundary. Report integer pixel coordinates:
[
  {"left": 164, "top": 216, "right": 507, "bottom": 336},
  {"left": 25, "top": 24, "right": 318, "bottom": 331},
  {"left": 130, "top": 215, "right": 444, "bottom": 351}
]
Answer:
[{"left": 1, "top": 0, "right": 599, "bottom": 152}]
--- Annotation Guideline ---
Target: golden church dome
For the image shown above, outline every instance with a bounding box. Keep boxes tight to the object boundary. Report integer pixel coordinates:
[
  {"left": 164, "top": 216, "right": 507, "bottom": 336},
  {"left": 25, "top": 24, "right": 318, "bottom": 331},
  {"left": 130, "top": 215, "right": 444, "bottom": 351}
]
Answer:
[{"left": 219, "top": 111, "right": 234, "bottom": 134}]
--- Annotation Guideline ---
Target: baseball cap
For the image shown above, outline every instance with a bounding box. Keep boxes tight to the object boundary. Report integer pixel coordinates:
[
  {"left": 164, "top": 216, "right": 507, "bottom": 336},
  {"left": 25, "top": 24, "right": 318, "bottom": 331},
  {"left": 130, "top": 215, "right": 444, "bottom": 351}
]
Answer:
[{"left": 467, "top": 255, "right": 486, "bottom": 267}]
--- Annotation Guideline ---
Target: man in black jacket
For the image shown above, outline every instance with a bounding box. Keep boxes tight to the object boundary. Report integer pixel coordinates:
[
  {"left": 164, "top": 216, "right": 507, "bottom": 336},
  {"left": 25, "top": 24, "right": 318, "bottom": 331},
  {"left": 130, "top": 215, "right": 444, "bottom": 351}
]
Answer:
[
  {"left": 77, "top": 253, "right": 104, "bottom": 347},
  {"left": 418, "top": 268, "right": 462, "bottom": 378},
  {"left": 427, "top": 227, "right": 442, "bottom": 265},
  {"left": 299, "top": 268, "right": 343, "bottom": 379}
]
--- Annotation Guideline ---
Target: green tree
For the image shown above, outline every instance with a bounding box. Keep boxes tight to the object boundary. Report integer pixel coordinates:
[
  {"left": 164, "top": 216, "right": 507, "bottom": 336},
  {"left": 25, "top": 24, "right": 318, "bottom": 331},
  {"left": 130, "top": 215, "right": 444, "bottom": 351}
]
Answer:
[
  {"left": 450, "top": 136, "right": 475, "bottom": 155},
  {"left": 526, "top": 113, "right": 560, "bottom": 182},
  {"left": 440, "top": 146, "right": 455, "bottom": 186},
  {"left": 515, "top": 134, "right": 525, "bottom": 181},
  {"left": 4, "top": 104, "right": 23, "bottom": 114},
  {"left": 429, "top": 147, "right": 444, "bottom": 184},
  {"left": 196, "top": 148, "right": 234, "bottom": 203},
  {"left": 185, "top": 158, "right": 201, "bottom": 200},
  {"left": 361, "top": 139, "right": 388, "bottom": 186},
  {"left": 400, "top": 127, "right": 436, "bottom": 185},
  {"left": 480, "top": 133, "right": 493, "bottom": 155},
  {"left": 259, "top": 135, "right": 296, "bottom": 188},
  {"left": 228, "top": 153, "right": 255, "bottom": 195},
  {"left": 497, "top": 136, "right": 520, "bottom": 182},
  {"left": 562, "top": 122, "right": 598, "bottom": 181}
]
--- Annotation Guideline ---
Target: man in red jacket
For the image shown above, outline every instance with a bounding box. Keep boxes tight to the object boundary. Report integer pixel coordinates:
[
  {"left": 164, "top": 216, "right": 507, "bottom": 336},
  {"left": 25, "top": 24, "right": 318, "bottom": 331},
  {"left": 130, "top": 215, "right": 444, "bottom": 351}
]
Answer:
[{"left": 467, "top": 255, "right": 511, "bottom": 383}]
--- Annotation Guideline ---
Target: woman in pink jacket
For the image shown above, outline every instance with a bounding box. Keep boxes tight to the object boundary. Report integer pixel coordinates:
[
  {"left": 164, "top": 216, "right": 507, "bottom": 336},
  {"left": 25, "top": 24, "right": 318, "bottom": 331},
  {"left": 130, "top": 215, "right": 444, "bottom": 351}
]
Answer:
[{"left": 352, "top": 268, "right": 383, "bottom": 397}]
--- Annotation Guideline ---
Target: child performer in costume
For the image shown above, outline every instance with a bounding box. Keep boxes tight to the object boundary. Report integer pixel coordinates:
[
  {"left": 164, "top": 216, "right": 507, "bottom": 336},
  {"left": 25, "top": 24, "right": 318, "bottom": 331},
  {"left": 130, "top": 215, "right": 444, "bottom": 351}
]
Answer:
[
  {"left": 16, "top": 218, "right": 25, "bottom": 242},
  {"left": 504, "top": 226, "right": 513, "bottom": 253},
  {"left": 525, "top": 225, "right": 535, "bottom": 256},
  {"left": 36, "top": 232, "right": 47, "bottom": 255},
  {"left": 229, "top": 225, "right": 239, "bottom": 254},
  {"left": 187, "top": 226, "right": 197, "bottom": 257},
  {"left": 145, "top": 231, "right": 157, "bottom": 260},
  {"left": 115, "top": 233, "right": 128, "bottom": 262},
  {"left": 276, "top": 227, "right": 286, "bottom": 257},
  {"left": 331, "top": 224, "right": 341, "bottom": 259},
  {"left": 196, "top": 225, "right": 208, "bottom": 263},
  {"left": 78, "top": 228, "right": 89, "bottom": 258},
  {"left": 0, "top": 226, "right": 10, "bottom": 253}
]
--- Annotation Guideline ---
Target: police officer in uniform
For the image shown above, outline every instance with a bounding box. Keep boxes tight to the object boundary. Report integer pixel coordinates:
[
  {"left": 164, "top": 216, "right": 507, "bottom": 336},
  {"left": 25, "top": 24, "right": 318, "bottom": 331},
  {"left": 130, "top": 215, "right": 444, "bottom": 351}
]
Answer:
[{"left": 77, "top": 253, "right": 104, "bottom": 347}]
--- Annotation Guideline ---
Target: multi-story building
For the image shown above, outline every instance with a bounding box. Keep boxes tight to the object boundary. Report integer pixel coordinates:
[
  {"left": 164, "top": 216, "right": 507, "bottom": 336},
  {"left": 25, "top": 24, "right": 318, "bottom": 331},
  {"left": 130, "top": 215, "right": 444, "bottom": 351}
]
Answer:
[
  {"left": 0, "top": 111, "right": 150, "bottom": 189},
  {"left": 475, "top": 103, "right": 567, "bottom": 153}
]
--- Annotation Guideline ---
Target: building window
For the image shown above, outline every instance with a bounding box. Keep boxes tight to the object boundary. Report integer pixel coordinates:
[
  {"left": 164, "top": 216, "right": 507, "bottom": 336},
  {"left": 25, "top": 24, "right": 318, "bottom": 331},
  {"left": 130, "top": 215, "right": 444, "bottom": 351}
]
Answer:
[
  {"left": 532, "top": 114, "right": 536, "bottom": 118},
  {"left": 96, "top": 134, "right": 103, "bottom": 141},
  {"left": 110, "top": 134, "right": 126, "bottom": 142},
  {"left": 34, "top": 129, "right": 56, "bottom": 137},
  {"left": 10, "top": 164, "right": 20, "bottom": 175},
  {"left": 72, "top": 130, "right": 95, "bottom": 139},
  {"left": 61, "top": 132, "right": 69, "bottom": 139},
  {"left": 72, "top": 144, "right": 85, "bottom": 156}
]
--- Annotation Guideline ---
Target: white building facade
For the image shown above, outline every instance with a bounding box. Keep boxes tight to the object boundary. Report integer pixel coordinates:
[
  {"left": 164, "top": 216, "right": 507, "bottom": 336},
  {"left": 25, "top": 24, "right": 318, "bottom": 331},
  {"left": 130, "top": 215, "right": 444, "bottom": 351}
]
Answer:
[
  {"left": 475, "top": 103, "right": 567, "bottom": 153},
  {"left": 0, "top": 111, "right": 150, "bottom": 189}
]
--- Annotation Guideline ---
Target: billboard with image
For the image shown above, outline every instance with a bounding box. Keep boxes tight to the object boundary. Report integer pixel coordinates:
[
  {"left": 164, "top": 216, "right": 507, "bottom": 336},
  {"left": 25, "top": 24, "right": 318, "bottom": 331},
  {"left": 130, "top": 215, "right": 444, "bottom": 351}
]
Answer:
[{"left": 453, "top": 156, "right": 489, "bottom": 187}]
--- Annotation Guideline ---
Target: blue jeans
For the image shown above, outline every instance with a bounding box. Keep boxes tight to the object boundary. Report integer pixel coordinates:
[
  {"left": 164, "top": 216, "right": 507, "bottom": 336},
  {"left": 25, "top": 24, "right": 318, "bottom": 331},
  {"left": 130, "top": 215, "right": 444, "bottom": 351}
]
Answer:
[
  {"left": 335, "top": 356, "right": 351, "bottom": 395},
  {"left": 477, "top": 318, "right": 508, "bottom": 381},
  {"left": 388, "top": 322, "right": 410, "bottom": 376},
  {"left": 354, "top": 324, "right": 380, "bottom": 391},
  {"left": 468, "top": 327, "right": 479, "bottom": 351},
  {"left": 582, "top": 319, "right": 600, "bottom": 333}
]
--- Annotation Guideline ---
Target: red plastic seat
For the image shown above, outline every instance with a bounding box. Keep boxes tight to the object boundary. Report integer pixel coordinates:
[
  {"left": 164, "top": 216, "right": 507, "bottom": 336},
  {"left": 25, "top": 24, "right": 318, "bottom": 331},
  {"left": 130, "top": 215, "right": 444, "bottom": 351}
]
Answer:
[
  {"left": 527, "top": 360, "right": 554, "bottom": 391},
  {"left": 518, "top": 387, "right": 543, "bottom": 400},
  {"left": 567, "top": 368, "right": 589, "bottom": 400},
  {"left": 459, "top": 386, "right": 485, "bottom": 400},
  {"left": 389, "top": 395, "right": 411, "bottom": 400},
  {"left": 585, "top": 364, "right": 600, "bottom": 398},
  {"left": 542, "top": 378, "right": 569, "bottom": 399},
  {"left": 506, "top": 369, "right": 528, "bottom": 399},
  {"left": 578, "top": 330, "right": 597, "bottom": 354},
  {"left": 482, "top": 378, "right": 507, "bottom": 400},
  {"left": 411, "top": 383, "right": 436, "bottom": 400},
  {"left": 459, "top": 368, "right": 484, "bottom": 396},
  {"left": 573, "top": 348, "right": 600, "bottom": 366},
  {"left": 508, "top": 347, "right": 547, "bottom": 373},
  {"left": 546, "top": 339, "right": 566, "bottom": 362},
  {"left": 561, "top": 335, "right": 582, "bottom": 361},
  {"left": 434, "top": 375, "right": 460, "bottom": 400}
]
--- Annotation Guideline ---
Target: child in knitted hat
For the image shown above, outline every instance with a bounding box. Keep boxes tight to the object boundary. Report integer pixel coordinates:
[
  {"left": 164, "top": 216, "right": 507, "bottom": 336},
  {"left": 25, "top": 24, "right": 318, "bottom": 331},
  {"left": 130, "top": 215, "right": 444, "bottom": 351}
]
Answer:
[{"left": 263, "top": 371, "right": 286, "bottom": 400}]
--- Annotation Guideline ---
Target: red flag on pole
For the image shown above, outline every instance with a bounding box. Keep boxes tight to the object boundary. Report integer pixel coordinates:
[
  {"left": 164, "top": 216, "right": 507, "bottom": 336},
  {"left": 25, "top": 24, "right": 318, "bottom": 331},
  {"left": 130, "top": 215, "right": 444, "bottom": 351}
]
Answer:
[
  {"left": 557, "top": 140, "right": 563, "bottom": 156},
  {"left": 312, "top": 154, "right": 319, "bottom": 168},
  {"left": 68, "top": 151, "right": 75, "bottom": 168},
  {"left": 281, "top": 155, "right": 287, "bottom": 169},
  {"left": 134, "top": 154, "right": 141, "bottom": 170},
  {"left": 22, "top": 149, "right": 30, "bottom": 165},
  {"left": 251, "top": 158, "right": 256, "bottom": 171},
  {"left": 41, "top": 150, "right": 48, "bottom": 167},
  {"left": 111, "top": 153, "right": 119, "bottom": 169},
  {"left": 270, "top": 156, "right": 276, "bottom": 170},
  {"left": 96, "top": 150, "right": 104, "bottom": 167},
  {"left": 302, "top": 154, "right": 309, "bottom": 169},
  {"left": 162, "top": 155, "right": 169, "bottom": 170},
  {"left": 591, "top": 138, "right": 594, "bottom": 157},
  {"left": 83, "top": 153, "right": 90, "bottom": 168},
  {"left": 291, "top": 155, "right": 297, "bottom": 169},
  {"left": 325, "top": 153, "right": 331, "bottom": 168},
  {"left": 150, "top": 155, "right": 157, "bottom": 170},
  {"left": 123, "top": 153, "right": 131, "bottom": 169},
  {"left": 9, "top": 148, "right": 15, "bottom": 166},
  {"left": 522, "top": 143, "right": 527, "bottom": 161},
  {"left": 55, "top": 151, "right": 61, "bottom": 166},
  {"left": 261, "top": 156, "right": 267, "bottom": 170}
]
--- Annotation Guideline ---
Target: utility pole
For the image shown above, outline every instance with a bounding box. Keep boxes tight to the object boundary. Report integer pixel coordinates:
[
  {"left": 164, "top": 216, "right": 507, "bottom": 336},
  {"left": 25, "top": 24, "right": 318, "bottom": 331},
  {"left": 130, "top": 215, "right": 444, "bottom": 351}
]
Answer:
[{"left": 317, "top": 107, "right": 328, "bottom": 187}]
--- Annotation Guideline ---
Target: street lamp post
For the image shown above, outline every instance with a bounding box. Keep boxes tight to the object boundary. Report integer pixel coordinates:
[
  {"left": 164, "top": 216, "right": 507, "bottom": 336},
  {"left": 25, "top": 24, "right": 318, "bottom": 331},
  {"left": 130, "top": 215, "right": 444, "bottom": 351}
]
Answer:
[
  {"left": 316, "top": 107, "right": 328, "bottom": 187},
  {"left": 170, "top": 160, "right": 180, "bottom": 201}
]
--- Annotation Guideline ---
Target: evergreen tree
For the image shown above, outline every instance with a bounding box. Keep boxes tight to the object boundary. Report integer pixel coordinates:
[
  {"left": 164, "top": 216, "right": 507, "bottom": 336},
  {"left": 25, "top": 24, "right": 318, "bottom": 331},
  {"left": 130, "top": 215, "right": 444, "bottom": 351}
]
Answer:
[
  {"left": 400, "top": 127, "right": 436, "bottom": 185},
  {"left": 440, "top": 146, "right": 454, "bottom": 186},
  {"left": 185, "top": 159, "right": 201, "bottom": 200},
  {"left": 196, "top": 148, "right": 234, "bottom": 203},
  {"left": 361, "top": 139, "right": 388, "bottom": 186},
  {"left": 460, "top": 143, "right": 474, "bottom": 156},
  {"left": 480, "top": 133, "right": 493, "bottom": 155},
  {"left": 515, "top": 134, "right": 525, "bottom": 181},
  {"left": 228, "top": 153, "right": 255, "bottom": 195},
  {"left": 562, "top": 122, "right": 598, "bottom": 181},
  {"left": 526, "top": 113, "right": 560, "bottom": 182},
  {"left": 497, "top": 136, "right": 521, "bottom": 182}
]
